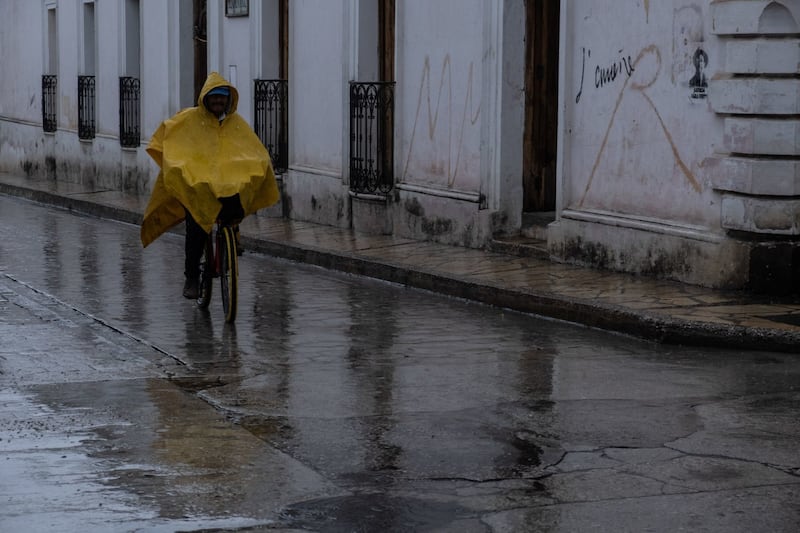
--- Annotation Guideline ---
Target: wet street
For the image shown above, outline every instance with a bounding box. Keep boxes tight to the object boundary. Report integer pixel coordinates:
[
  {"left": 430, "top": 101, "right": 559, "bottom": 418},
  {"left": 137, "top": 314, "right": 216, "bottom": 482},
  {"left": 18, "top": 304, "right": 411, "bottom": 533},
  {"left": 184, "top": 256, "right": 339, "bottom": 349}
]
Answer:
[{"left": 1, "top": 193, "right": 799, "bottom": 532}]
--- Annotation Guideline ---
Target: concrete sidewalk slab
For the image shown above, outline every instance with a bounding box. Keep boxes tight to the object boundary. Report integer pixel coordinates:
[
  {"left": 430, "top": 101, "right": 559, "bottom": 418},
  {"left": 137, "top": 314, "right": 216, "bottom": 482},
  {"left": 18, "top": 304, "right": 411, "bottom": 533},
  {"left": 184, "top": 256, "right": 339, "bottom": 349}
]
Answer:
[{"left": 1, "top": 172, "right": 799, "bottom": 353}]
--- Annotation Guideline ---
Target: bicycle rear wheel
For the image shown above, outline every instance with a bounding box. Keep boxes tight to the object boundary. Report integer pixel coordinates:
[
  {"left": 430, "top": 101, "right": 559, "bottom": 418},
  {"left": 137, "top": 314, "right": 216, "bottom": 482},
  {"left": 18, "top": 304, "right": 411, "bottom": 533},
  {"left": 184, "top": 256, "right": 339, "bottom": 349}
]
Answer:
[
  {"left": 219, "top": 225, "right": 238, "bottom": 322},
  {"left": 196, "top": 234, "right": 214, "bottom": 309}
]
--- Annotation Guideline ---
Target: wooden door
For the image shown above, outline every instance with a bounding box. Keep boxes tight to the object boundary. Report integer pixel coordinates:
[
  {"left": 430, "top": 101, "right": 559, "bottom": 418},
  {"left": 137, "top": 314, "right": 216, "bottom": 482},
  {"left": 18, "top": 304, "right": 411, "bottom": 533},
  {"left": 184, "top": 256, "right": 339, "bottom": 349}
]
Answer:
[
  {"left": 193, "top": 0, "right": 207, "bottom": 102},
  {"left": 523, "top": 0, "right": 560, "bottom": 212},
  {"left": 379, "top": 0, "right": 395, "bottom": 83},
  {"left": 279, "top": 0, "right": 288, "bottom": 80}
]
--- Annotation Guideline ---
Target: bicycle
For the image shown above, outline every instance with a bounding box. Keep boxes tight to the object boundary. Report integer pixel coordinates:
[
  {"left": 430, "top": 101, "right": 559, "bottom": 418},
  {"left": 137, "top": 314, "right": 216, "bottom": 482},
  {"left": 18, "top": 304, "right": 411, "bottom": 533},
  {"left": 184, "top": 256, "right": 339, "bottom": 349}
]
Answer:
[{"left": 196, "top": 197, "right": 243, "bottom": 323}]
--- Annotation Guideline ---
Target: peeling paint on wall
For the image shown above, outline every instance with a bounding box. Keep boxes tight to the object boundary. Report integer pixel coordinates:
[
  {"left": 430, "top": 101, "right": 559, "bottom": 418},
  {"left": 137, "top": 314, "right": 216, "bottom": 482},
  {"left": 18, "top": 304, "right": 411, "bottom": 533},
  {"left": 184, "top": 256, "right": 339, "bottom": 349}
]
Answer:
[{"left": 672, "top": 4, "right": 704, "bottom": 85}]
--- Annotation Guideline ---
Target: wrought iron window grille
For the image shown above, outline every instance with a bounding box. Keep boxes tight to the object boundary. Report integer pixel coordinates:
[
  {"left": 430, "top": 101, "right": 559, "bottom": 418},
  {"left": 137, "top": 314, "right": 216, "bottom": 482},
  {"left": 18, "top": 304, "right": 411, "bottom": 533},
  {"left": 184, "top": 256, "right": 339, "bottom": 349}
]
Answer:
[
  {"left": 78, "top": 75, "right": 96, "bottom": 140},
  {"left": 42, "top": 75, "right": 58, "bottom": 132},
  {"left": 349, "top": 81, "right": 395, "bottom": 195},
  {"left": 119, "top": 77, "right": 141, "bottom": 148},
  {"left": 254, "top": 79, "right": 288, "bottom": 174}
]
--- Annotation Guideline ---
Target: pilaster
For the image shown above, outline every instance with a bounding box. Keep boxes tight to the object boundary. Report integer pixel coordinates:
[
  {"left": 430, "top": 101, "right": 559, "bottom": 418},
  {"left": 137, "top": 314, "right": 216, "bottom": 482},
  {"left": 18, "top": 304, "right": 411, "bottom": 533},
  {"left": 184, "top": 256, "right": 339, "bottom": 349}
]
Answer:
[{"left": 708, "top": 0, "right": 800, "bottom": 291}]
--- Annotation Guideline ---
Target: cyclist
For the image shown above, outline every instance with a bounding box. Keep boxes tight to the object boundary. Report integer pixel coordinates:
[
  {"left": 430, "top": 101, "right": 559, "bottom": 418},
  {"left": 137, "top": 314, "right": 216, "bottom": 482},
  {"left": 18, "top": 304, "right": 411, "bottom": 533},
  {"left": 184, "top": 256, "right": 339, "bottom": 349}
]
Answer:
[{"left": 140, "top": 72, "right": 280, "bottom": 299}]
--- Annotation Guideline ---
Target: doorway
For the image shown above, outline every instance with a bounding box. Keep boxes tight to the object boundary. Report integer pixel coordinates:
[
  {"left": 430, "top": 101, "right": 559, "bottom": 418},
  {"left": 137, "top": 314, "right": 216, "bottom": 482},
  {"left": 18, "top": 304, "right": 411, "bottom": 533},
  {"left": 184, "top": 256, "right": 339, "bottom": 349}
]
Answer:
[
  {"left": 193, "top": 0, "right": 207, "bottom": 103},
  {"left": 379, "top": 0, "right": 395, "bottom": 83},
  {"left": 523, "top": 0, "right": 560, "bottom": 214}
]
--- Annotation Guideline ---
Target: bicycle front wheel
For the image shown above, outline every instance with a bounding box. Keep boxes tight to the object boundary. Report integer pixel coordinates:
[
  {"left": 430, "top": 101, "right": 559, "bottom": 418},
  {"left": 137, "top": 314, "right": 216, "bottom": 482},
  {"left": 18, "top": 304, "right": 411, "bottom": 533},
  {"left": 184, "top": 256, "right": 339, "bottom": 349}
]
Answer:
[
  {"left": 197, "top": 234, "right": 213, "bottom": 309},
  {"left": 219, "top": 225, "right": 239, "bottom": 323}
]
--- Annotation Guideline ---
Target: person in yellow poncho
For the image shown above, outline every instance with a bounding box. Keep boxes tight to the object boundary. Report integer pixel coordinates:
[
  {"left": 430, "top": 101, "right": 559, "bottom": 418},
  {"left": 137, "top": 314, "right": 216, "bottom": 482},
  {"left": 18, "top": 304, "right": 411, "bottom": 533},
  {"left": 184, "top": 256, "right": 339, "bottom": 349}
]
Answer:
[{"left": 141, "top": 72, "right": 280, "bottom": 299}]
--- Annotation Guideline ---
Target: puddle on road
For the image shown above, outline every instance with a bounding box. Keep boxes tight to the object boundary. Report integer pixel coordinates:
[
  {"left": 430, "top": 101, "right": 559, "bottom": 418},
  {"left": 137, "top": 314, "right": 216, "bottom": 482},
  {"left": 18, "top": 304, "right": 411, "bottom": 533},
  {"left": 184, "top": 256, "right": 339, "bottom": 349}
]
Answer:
[{"left": 0, "top": 379, "right": 342, "bottom": 531}]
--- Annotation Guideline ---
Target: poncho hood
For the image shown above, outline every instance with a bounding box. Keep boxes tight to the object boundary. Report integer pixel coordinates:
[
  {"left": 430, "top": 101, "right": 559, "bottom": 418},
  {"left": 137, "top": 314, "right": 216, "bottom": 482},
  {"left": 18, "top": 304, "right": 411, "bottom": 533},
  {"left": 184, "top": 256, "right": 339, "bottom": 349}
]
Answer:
[
  {"left": 140, "top": 72, "right": 279, "bottom": 247},
  {"left": 198, "top": 70, "right": 239, "bottom": 115}
]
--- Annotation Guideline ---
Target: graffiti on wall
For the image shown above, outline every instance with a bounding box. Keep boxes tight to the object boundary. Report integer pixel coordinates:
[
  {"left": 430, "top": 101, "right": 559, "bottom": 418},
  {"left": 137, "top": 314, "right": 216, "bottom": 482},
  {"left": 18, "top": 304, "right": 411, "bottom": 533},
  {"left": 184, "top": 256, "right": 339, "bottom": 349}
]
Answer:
[
  {"left": 576, "top": 48, "right": 636, "bottom": 103},
  {"left": 574, "top": 2, "right": 709, "bottom": 207},
  {"left": 402, "top": 55, "right": 481, "bottom": 188},
  {"left": 578, "top": 44, "right": 702, "bottom": 208},
  {"left": 596, "top": 50, "right": 636, "bottom": 89}
]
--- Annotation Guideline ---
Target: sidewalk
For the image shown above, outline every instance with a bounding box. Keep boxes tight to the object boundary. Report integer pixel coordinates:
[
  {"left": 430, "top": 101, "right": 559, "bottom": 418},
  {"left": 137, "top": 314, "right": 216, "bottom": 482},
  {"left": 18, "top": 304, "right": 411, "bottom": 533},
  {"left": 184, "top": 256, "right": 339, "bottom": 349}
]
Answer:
[{"left": 2, "top": 171, "right": 799, "bottom": 353}]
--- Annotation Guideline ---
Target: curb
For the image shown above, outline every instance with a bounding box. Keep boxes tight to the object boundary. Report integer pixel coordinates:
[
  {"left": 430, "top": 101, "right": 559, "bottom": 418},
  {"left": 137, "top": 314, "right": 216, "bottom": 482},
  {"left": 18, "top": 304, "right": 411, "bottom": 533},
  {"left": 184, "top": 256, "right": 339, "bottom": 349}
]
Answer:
[{"left": 0, "top": 182, "right": 143, "bottom": 227}]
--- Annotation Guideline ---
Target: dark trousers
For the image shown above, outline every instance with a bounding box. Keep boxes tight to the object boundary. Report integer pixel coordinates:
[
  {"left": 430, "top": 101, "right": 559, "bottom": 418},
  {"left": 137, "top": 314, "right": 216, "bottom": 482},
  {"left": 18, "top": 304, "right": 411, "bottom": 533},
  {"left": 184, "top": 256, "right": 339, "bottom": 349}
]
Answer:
[
  {"left": 184, "top": 195, "right": 244, "bottom": 280},
  {"left": 184, "top": 210, "right": 208, "bottom": 281}
]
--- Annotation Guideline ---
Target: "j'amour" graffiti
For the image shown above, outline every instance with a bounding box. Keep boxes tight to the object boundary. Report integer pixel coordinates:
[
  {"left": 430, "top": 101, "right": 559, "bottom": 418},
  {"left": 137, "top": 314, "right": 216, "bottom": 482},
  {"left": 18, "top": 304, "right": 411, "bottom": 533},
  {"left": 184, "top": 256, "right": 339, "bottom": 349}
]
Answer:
[{"left": 576, "top": 47, "right": 635, "bottom": 103}]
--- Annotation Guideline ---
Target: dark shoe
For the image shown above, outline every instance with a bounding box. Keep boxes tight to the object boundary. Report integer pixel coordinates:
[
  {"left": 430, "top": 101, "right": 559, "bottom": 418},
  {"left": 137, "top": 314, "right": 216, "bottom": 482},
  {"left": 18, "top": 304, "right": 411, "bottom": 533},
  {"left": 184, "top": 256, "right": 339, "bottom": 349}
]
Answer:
[{"left": 183, "top": 278, "right": 199, "bottom": 299}]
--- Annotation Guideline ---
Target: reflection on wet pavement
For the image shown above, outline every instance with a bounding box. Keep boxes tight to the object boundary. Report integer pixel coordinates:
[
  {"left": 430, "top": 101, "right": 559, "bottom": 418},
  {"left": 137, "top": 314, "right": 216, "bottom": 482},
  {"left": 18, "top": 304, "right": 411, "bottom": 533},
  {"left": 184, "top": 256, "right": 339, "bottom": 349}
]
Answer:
[{"left": 1, "top": 195, "right": 800, "bottom": 531}]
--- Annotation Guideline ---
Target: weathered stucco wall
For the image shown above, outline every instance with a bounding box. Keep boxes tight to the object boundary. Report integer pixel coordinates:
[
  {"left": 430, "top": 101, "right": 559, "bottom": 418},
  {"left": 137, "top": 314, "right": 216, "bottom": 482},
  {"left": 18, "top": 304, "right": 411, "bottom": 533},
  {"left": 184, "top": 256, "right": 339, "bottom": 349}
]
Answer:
[
  {"left": 395, "top": 0, "right": 484, "bottom": 195},
  {"left": 216, "top": 9, "right": 255, "bottom": 122},
  {"left": 553, "top": 0, "right": 800, "bottom": 290},
  {"left": 289, "top": 1, "right": 345, "bottom": 175},
  {"left": 278, "top": 0, "right": 350, "bottom": 228},
  {"left": 562, "top": 0, "right": 723, "bottom": 229},
  {"left": 3, "top": 0, "right": 796, "bottom": 290},
  {"left": 0, "top": 2, "right": 43, "bottom": 125},
  {"left": 0, "top": 0, "right": 175, "bottom": 192}
]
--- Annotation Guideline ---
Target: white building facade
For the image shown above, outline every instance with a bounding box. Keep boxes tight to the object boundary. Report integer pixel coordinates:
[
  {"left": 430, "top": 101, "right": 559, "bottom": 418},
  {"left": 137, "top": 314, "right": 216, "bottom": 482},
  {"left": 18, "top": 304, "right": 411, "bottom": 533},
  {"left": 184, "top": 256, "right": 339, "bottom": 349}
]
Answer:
[{"left": 1, "top": 0, "right": 798, "bottom": 293}]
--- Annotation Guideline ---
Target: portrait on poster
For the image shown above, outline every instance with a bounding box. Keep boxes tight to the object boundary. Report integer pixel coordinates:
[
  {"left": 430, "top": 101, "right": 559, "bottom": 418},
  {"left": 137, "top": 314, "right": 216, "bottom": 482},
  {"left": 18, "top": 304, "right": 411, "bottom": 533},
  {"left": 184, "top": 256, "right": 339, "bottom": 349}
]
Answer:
[{"left": 689, "top": 48, "right": 708, "bottom": 100}]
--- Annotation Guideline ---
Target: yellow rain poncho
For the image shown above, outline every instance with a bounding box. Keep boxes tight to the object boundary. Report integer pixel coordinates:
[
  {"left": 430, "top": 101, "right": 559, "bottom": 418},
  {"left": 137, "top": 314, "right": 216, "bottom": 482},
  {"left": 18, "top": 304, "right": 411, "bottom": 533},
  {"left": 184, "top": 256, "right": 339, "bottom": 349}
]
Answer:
[{"left": 140, "top": 72, "right": 280, "bottom": 247}]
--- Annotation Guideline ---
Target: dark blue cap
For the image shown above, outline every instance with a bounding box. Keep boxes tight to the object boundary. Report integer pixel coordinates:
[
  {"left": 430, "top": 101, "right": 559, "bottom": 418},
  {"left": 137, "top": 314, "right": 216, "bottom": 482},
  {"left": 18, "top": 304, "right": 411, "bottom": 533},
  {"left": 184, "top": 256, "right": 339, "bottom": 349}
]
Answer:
[{"left": 207, "top": 87, "right": 230, "bottom": 97}]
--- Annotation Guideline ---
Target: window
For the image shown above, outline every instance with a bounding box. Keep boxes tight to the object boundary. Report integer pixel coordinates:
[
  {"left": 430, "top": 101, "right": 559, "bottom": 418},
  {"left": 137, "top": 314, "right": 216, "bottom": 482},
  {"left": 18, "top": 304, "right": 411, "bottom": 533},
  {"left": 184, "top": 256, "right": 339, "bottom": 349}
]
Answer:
[
  {"left": 119, "top": 77, "right": 140, "bottom": 147},
  {"left": 225, "top": 0, "right": 248, "bottom": 17},
  {"left": 83, "top": 2, "right": 96, "bottom": 75},
  {"left": 349, "top": 82, "right": 395, "bottom": 194},
  {"left": 125, "top": 0, "right": 141, "bottom": 78},
  {"left": 78, "top": 75, "right": 96, "bottom": 139},
  {"left": 349, "top": 0, "right": 395, "bottom": 194},
  {"left": 42, "top": 75, "right": 58, "bottom": 132},
  {"left": 47, "top": 6, "right": 58, "bottom": 75},
  {"left": 43, "top": 5, "right": 58, "bottom": 132},
  {"left": 254, "top": 79, "right": 288, "bottom": 173}
]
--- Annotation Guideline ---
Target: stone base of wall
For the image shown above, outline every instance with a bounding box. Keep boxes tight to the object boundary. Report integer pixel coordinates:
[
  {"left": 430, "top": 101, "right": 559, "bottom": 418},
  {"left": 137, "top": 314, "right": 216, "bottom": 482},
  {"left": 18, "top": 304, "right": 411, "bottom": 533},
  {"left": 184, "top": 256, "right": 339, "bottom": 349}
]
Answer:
[
  {"left": 282, "top": 170, "right": 494, "bottom": 248},
  {"left": 0, "top": 120, "right": 153, "bottom": 193},
  {"left": 281, "top": 167, "right": 350, "bottom": 229},
  {"left": 351, "top": 194, "right": 392, "bottom": 235},
  {"left": 392, "top": 188, "right": 491, "bottom": 250},
  {"left": 548, "top": 210, "right": 752, "bottom": 290}
]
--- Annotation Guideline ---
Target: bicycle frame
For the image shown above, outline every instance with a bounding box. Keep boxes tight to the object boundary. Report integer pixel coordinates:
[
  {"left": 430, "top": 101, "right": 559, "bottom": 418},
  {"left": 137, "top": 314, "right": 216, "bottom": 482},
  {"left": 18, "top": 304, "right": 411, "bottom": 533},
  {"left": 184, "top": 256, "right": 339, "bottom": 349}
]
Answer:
[{"left": 197, "top": 219, "right": 240, "bottom": 322}]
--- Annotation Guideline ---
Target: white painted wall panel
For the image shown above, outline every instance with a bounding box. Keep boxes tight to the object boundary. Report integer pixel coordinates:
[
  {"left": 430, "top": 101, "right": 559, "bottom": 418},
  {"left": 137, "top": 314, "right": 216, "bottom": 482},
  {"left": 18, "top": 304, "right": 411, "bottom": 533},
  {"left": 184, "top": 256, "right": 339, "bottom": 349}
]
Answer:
[
  {"left": 220, "top": 8, "right": 255, "bottom": 123},
  {"left": 57, "top": 3, "right": 78, "bottom": 131},
  {"left": 96, "top": 0, "right": 120, "bottom": 137},
  {"left": 140, "top": 1, "right": 172, "bottom": 140},
  {"left": 0, "top": 2, "right": 43, "bottom": 124},
  {"left": 290, "top": 0, "right": 345, "bottom": 173},
  {"left": 396, "top": 0, "right": 483, "bottom": 194}
]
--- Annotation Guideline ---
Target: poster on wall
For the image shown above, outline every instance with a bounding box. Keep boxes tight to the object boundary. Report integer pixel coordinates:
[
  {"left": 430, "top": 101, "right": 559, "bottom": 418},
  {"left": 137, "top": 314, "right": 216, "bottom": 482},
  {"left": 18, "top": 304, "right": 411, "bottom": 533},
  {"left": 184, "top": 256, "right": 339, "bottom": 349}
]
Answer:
[{"left": 689, "top": 48, "right": 708, "bottom": 99}]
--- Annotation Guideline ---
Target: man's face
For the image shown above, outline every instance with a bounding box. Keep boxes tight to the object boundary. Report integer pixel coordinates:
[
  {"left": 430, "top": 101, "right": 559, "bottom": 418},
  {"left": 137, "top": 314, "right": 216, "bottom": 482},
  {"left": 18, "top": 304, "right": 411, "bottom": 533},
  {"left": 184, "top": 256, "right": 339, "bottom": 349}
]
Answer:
[{"left": 207, "top": 94, "right": 229, "bottom": 117}]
